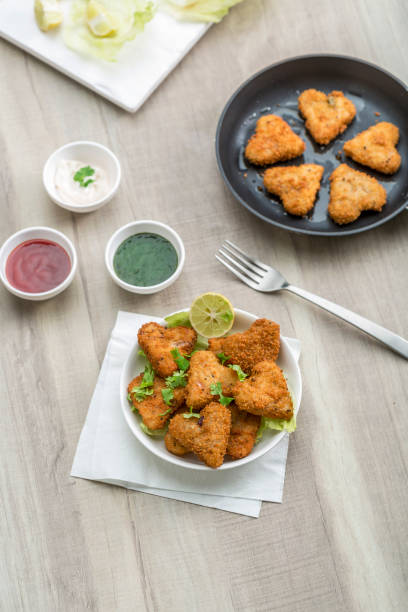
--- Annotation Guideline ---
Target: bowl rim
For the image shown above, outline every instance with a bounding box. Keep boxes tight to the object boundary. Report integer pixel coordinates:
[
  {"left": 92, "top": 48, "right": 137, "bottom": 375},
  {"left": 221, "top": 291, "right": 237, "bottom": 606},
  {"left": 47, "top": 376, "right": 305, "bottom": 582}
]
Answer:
[
  {"left": 120, "top": 308, "right": 302, "bottom": 471},
  {"left": 43, "top": 140, "right": 121, "bottom": 211},
  {"left": 105, "top": 220, "right": 186, "bottom": 293},
  {"left": 0, "top": 226, "right": 78, "bottom": 299}
]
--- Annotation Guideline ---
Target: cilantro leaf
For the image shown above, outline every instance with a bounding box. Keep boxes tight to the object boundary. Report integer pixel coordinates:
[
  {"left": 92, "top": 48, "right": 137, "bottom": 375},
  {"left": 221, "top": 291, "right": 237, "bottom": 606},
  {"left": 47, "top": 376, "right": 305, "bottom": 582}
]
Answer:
[
  {"left": 183, "top": 406, "right": 201, "bottom": 419},
  {"left": 138, "top": 349, "right": 147, "bottom": 358},
  {"left": 217, "top": 352, "right": 230, "bottom": 365},
  {"left": 127, "top": 393, "right": 132, "bottom": 402},
  {"left": 161, "top": 387, "right": 174, "bottom": 406},
  {"left": 228, "top": 364, "right": 248, "bottom": 381},
  {"left": 159, "top": 407, "right": 173, "bottom": 417},
  {"left": 130, "top": 362, "right": 155, "bottom": 402},
  {"left": 165, "top": 370, "right": 187, "bottom": 389},
  {"left": 73, "top": 165, "right": 95, "bottom": 188},
  {"left": 170, "top": 348, "right": 190, "bottom": 372},
  {"left": 210, "top": 382, "right": 234, "bottom": 406}
]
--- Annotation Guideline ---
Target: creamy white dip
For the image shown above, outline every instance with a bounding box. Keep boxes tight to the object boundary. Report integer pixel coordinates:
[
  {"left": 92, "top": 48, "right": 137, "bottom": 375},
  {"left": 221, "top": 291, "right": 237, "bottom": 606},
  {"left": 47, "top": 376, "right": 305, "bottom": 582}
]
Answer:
[{"left": 54, "top": 159, "right": 109, "bottom": 205}]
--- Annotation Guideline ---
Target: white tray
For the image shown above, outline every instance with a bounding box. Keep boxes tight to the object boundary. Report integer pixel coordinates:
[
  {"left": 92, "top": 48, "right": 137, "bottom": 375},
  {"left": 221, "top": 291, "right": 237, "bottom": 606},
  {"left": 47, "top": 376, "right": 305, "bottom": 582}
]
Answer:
[{"left": 0, "top": 2, "right": 210, "bottom": 112}]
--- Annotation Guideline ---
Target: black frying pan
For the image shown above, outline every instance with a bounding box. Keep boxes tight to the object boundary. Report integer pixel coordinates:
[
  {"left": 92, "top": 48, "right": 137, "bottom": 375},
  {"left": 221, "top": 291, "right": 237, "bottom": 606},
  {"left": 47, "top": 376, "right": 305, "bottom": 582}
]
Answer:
[{"left": 215, "top": 55, "right": 408, "bottom": 236}]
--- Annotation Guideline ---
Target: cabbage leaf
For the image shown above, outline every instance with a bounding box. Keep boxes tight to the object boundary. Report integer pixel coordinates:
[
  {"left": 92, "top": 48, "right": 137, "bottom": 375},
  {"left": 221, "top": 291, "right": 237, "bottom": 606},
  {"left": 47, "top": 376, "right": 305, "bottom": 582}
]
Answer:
[
  {"left": 160, "top": 0, "right": 244, "bottom": 23},
  {"left": 64, "top": 0, "right": 155, "bottom": 62},
  {"left": 256, "top": 415, "right": 296, "bottom": 443}
]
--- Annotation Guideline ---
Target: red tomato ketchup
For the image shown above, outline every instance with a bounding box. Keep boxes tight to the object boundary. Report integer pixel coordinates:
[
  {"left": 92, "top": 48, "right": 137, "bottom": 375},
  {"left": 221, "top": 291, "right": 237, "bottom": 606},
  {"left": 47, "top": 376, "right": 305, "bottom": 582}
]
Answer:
[{"left": 6, "top": 239, "right": 71, "bottom": 293}]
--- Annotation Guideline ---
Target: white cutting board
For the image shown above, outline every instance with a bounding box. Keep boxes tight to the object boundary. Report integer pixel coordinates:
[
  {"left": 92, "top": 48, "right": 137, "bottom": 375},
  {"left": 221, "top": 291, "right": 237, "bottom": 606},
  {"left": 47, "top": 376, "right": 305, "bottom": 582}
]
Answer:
[{"left": 0, "top": 2, "right": 210, "bottom": 112}]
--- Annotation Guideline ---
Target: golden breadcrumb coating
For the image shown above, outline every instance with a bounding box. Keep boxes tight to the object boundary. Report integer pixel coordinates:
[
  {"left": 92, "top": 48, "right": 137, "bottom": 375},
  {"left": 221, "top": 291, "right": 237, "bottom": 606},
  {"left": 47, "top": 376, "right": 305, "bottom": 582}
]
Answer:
[
  {"left": 264, "top": 164, "right": 324, "bottom": 216},
  {"left": 343, "top": 122, "right": 401, "bottom": 174},
  {"left": 298, "top": 89, "right": 356, "bottom": 145},
  {"left": 227, "top": 404, "right": 261, "bottom": 460},
  {"left": 245, "top": 114, "right": 305, "bottom": 166},
  {"left": 328, "top": 163, "right": 387, "bottom": 225},
  {"left": 169, "top": 402, "right": 231, "bottom": 469},
  {"left": 165, "top": 408, "right": 190, "bottom": 456},
  {"left": 137, "top": 322, "right": 196, "bottom": 378},
  {"left": 128, "top": 375, "right": 185, "bottom": 430},
  {"left": 208, "top": 318, "right": 280, "bottom": 373},
  {"left": 233, "top": 361, "right": 293, "bottom": 420},
  {"left": 185, "top": 351, "right": 238, "bottom": 410}
]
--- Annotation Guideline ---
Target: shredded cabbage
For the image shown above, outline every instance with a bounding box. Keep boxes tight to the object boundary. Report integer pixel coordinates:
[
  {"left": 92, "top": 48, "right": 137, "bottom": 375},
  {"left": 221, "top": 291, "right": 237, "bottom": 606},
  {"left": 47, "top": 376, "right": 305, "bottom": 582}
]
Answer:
[
  {"left": 63, "top": 0, "right": 155, "bottom": 61},
  {"left": 160, "top": 0, "right": 244, "bottom": 23}
]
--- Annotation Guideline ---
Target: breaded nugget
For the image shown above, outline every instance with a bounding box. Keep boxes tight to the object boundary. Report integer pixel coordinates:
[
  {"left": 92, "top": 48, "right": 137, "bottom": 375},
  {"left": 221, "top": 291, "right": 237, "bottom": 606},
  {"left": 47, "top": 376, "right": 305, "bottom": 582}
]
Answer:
[
  {"left": 227, "top": 404, "right": 261, "bottom": 460},
  {"left": 165, "top": 408, "right": 190, "bottom": 456},
  {"left": 245, "top": 114, "right": 305, "bottom": 166},
  {"left": 343, "top": 122, "right": 401, "bottom": 174},
  {"left": 185, "top": 351, "right": 238, "bottom": 410},
  {"left": 208, "top": 318, "right": 280, "bottom": 373},
  {"left": 169, "top": 402, "right": 231, "bottom": 468},
  {"left": 233, "top": 360, "right": 293, "bottom": 420},
  {"left": 328, "top": 163, "right": 387, "bottom": 225},
  {"left": 298, "top": 89, "right": 356, "bottom": 145},
  {"left": 138, "top": 322, "right": 196, "bottom": 378},
  {"left": 264, "top": 164, "right": 324, "bottom": 216},
  {"left": 128, "top": 375, "right": 185, "bottom": 430}
]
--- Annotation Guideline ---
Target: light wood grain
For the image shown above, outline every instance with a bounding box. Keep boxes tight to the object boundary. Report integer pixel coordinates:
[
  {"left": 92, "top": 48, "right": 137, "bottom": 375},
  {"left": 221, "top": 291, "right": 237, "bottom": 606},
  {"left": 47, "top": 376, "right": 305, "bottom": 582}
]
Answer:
[{"left": 1, "top": 1, "right": 408, "bottom": 611}]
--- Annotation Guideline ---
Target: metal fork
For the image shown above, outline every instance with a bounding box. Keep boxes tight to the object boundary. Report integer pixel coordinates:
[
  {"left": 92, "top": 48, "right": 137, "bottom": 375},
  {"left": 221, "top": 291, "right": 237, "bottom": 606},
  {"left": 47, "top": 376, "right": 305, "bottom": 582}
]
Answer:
[{"left": 216, "top": 240, "right": 408, "bottom": 360}]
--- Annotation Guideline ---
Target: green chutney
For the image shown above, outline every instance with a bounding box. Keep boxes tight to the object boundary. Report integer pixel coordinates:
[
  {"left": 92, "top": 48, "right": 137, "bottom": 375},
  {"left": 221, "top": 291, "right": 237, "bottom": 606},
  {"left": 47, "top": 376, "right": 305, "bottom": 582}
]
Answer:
[{"left": 113, "top": 233, "right": 178, "bottom": 287}]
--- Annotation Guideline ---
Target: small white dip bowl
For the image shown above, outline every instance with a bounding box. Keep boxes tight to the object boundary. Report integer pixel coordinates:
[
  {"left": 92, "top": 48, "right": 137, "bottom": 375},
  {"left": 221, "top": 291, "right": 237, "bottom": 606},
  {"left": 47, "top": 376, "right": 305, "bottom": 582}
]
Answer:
[
  {"left": 0, "top": 226, "right": 77, "bottom": 301},
  {"left": 105, "top": 220, "right": 185, "bottom": 295},
  {"left": 43, "top": 141, "right": 121, "bottom": 213}
]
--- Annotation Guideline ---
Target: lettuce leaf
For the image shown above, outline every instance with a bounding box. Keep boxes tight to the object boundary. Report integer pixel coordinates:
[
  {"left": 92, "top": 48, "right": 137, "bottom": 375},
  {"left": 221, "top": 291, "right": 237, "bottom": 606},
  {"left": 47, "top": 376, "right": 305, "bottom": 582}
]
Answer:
[
  {"left": 63, "top": 0, "right": 155, "bottom": 62},
  {"left": 256, "top": 415, "right": 296, "bottom": 443},
  {"left": 139, "top": 421, "right": 168, "bottom": 437},
  {"left": 160, "top": 0, "right": 244, "bottom": 23}
]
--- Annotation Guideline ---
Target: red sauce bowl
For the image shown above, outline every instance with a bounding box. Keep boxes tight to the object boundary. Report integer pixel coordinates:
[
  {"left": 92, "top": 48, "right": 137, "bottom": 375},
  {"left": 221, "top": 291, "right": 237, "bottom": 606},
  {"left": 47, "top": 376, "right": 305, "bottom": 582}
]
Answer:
[{"left": 0, "top": 227, "right": 77, "bottom": 300}]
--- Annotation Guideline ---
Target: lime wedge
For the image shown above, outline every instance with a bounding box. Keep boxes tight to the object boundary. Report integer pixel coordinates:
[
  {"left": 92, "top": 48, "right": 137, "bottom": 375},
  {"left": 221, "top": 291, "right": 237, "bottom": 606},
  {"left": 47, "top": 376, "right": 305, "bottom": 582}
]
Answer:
[
  {"left": 34, "top": 0, "right": 63, "bottom": 32},
  {"left": 87, "top": 0, "right": 117, "bottom": 37},
  {"left": 189, "top": 293, "right": 235, "bottom": 338}
]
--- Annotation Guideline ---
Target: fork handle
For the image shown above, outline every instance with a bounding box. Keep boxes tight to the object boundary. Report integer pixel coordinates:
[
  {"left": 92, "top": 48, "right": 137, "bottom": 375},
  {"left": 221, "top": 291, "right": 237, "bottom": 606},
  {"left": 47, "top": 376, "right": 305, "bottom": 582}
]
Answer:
[{"left": 285, "top": 284, "right": 408, "bottom": 360}]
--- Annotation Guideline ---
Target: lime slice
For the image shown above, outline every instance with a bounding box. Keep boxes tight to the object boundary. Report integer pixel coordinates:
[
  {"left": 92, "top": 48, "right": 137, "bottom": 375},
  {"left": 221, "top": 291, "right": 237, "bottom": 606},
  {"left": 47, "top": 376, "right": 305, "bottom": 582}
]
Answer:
[
  {"left": 189, "top": 293, "right": 235, "bottom": 338},
  {"left": 34, "top": 0, "right": 63, "bottom": 32},
  {"left": 87, "top": 0, "right": 118, "bottom": 37}
]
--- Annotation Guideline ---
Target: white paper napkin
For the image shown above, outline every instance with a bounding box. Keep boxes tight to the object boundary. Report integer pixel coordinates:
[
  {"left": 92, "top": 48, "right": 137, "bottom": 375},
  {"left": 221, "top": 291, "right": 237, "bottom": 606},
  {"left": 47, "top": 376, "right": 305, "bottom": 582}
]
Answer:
[{"left": 71, "top": 311, "right": 301, "bottom": 517}]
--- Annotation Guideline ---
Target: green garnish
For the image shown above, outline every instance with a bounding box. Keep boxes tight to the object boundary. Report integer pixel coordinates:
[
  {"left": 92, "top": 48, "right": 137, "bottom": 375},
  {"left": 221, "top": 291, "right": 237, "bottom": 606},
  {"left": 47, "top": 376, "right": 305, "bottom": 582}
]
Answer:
[
  {"left": 228, "top": 364, "right": 247, "bottom": 381},
  {"left": 138, "top": 349, "right": 147, "bottom": 358},
  {"left": 170, "top": 348, "right": 190, "bottom": 372},
  {"left": 130, "top": 362, "right": 155, "bottom": 403},
  {"left": 74, "top": 165, "right": 95, "bottom": 188},
  {"left": 165, "top": 370, "right": 187, "bottom": 389},
  {"left": 217, "top": 352, "right": 230, "bottom": 365},
  {"left": 183, "top": 406, "right": 201, "bottom": 419},
  {"left": 159, "top": 406, "right": 173, "bottom": 416},
  {"left": 161, "top": 387, "right": 174, "bottom": 406},
  {"left": 127, "top": 392, "right": 132, "bottom": 402},
  {"left": 210, "top": 382, "right": 234, "bottom": 406},
  {"left": 164, "top": 311, "right": 192, "bottom": 328},
  {"left": 139, "top": 422, "right": 168, "bottom": 437}
]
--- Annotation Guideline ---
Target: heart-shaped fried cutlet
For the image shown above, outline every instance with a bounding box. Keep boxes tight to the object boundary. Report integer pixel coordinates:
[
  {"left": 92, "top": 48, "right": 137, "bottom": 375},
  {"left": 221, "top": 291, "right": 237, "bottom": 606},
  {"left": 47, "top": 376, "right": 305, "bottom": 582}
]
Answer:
[
  {"left": 343, "top": 122, "right": 401, "bottom": 174},
  {"left": 185, "top": 351, "right": 238, "bottom": 410},
  {"left": 298, "top": 89, "right": 356, "bottom": 145},
  {"left": 328, "top": 164, "right": 386, "bottom": 225},
  {"left": 245, "top": 114, "right": 305, "bottom": 166},
  {"left": 208, "top": 318, "right": 280, "bottom": 373},
  {"left": 138, "top": 322, "right": 196, "bottom": 378},
  {"left": 264, "top": 164, "right": 324, "bottom": 216},
  {"left": 169, "top": 402, "right": 231, "bottom": 468},
  {"left": 233, "top": 361, "right": 293, "bottom": 420}
]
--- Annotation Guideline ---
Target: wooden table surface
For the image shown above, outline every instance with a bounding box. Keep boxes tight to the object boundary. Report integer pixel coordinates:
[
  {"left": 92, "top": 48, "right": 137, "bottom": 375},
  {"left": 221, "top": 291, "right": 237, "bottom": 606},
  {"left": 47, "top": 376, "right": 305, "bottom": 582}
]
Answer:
[{"left": 1, "top": 1, "right": 408, "bottom": 610}]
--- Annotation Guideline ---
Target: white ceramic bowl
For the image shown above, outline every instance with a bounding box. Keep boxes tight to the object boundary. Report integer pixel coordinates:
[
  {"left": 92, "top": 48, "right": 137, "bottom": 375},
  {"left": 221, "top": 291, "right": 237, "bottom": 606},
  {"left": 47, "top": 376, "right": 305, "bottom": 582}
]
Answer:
[
  {"left": 105, "top": 220, "right": 185, "bottom": 295},
  {"left": 120, "top": 308, "right": 302, "bottom": 470},
  {"left": 43, "top": 141, "right": 121, "bottom": 213},
  {"left": 0, "top": 226, "right": 77, "bottom": 301}
]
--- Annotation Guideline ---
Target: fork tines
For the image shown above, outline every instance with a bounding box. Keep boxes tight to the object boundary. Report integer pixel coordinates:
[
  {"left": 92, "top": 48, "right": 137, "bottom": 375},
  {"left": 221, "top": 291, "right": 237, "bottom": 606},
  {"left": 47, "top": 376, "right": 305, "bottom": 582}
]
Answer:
[{"left": 216, "top": 240, "right": 267, "bottom": 289}]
